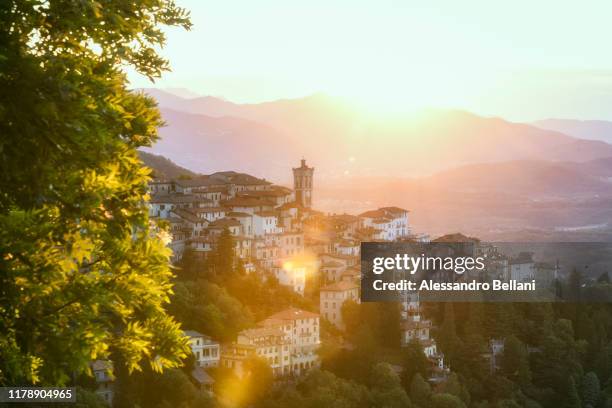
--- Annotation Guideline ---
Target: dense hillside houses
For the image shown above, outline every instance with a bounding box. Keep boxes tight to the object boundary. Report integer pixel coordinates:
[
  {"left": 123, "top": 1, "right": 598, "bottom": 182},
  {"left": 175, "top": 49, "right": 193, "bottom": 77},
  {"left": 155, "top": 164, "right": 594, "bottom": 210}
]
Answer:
[
  {"left": 142, "top": 158, "right": 570, "bottom": 402},
  {"left": 145, "top": 159, "right": 439, "bottom": 388},
  {"left": 147, "top": 159, "right": 415, "bottom": 295}
]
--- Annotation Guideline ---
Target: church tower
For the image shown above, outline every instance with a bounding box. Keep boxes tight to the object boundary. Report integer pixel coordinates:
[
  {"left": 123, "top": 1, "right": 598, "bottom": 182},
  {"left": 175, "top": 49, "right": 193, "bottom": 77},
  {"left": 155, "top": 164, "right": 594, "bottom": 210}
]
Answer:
[{"left": 293, "top": 159, "right": 314, "bottom": 208}]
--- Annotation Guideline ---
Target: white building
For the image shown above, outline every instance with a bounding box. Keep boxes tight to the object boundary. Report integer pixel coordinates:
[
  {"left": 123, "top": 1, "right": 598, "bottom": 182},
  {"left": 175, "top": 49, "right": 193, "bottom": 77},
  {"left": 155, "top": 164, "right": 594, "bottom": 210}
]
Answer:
[
  {"left": 254, "top": 211, "right": 282, "bottom": 236},
  {"left": 184, "top": 330, "right": 220, "bottom": 368},
  {"left": 334, "top": 239, "right": 360, "bottom": 256},
  {"left": 320, "top": 280, "right": 360, "bottom": 329},
  {"left": 192, "top": 207, "right": 227, "bottom": 223},
  {"left": 260, "top": 308, "right": 320, "bottom": 375},
  {"left": 358, "top": 207, "right": 410, "bottom": 241},
  {"left": 222, "top": 326, "right": 291, "bottom": 377},
  {"left": 227, "top": 211, "right": 255, "bottom": 237},
  {"left": 149, "top": 194, "right": 199, "bottom": 219},
  {"left": 320, "top": 260, "right": 346, "bottom": 283},
  {"left": 221, "top": 308, "right": 320, "bottom": 377}
]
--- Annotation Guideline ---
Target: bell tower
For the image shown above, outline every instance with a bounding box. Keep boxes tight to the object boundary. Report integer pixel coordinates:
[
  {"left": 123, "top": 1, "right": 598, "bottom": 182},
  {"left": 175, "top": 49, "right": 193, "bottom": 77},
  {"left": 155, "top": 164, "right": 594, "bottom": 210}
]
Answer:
[{"left": 292, "top": 159, "right": 314, "bottom": 208}]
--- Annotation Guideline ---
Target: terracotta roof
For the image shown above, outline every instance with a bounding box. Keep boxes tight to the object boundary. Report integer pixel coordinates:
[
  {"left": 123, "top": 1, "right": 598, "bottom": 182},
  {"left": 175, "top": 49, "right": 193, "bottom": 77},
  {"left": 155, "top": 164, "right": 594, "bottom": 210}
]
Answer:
[
  {"left": 193, "top": 186, "right": 229, "bottom": 193},
  {"left": 223, "top": 197, "right": 276, "bottom": 207},
  {"left": 263, "top": 307, "right": 319, "bottom": 322},
  {"left": 360, "top": 207, "right": 409, "bottom": 218},
  {"left": 379, "top": 206, "right": 409, "bottom": 214},
  {"left": 239, "top": 327, "right": 285, "bottom": 339},
  {"left": 359, "top": 209, "right": 386, "bottom": 218},
  {"left": 227, "top": 211, "right": 252, "bottom": 218},
  {"left": 320, "top": 281, "right": 359, "bottom": 292},
  {"left": 255, "top": 210, "right": 278, "bottom": 217},
  {"left": 192, "top": 207, "right": 227, "bottom": 213},
  {"left": 238, "top": 188, "right": 292, "bottom": 198},
  {"left": 191, "top": 367, "right": 215, "bottom": 384},
  {"left": 171, "top": 208, "right": 202, "bottom": 223},
  {"left": 322, "top": 260, "right": 344, "bottom": 268},
  {"left": 149, "top": 194, "right": 198, "bottom": 204},
  {"left": 209, "top": 218, "right": 241, "bottom": 228},
  {"left": 174, "top": 177, "right": 222, "bottom": 188},
  {"left": 337, "top": 239, "right": 359, "bottom": 247},
  {"left": 321, "top": 253, "right": 357, "bottom": 261},
  {"left": 432, "top": 233, "right": 480, "bottom": 243}
]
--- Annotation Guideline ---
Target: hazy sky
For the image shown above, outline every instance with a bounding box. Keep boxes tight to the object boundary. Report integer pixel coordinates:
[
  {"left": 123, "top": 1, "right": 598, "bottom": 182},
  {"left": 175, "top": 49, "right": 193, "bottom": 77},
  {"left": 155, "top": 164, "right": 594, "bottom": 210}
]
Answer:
[{"left": 128, "top": 0, "right": 612, "bottom": 121}]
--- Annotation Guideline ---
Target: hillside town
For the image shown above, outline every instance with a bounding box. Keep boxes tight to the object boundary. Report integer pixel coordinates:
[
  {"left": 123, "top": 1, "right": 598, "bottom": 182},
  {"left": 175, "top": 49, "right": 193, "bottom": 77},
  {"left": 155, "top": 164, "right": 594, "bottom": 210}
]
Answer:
[{"left": 92, "top": 159, "right": 560, "bottom": 404}]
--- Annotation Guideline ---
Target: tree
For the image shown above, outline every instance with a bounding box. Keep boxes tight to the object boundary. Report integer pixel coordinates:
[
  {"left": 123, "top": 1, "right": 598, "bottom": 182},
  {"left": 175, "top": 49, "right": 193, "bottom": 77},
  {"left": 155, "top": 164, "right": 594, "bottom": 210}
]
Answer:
[
  {"left": 441, "top": 373, "right": 471, "bottom": 406},
  {"left": 401, "top": 339, "right": 430, "bottom": 388},
  {"left": 242, "top": 356, "right": 274, "bottom": 405},
  {"left": 369, "top": 363, "right": 412, "bottom": 408},
  {"left": 581, "top": 372, "right": 601, "bottom": 408},
  {"left": 438, "top": 303, "right": 461, "bottom": 364},
  {"left": 430, "top": 393, "right": 466, "bottom": 408},
  {"left": 565, "top": 376, "right": 582, "bottom": 408},
  {"left": 409, "top": 373, "right": 432, "bottom": 408},
  {"left": 501, "top": 336, "right": 531, "bottom": 386},
  {"left": 0, "top": 0, "right": 191, "bottom": 385},
  {"left": 211, "top": 228, "right": 235, "bottom": 277}
]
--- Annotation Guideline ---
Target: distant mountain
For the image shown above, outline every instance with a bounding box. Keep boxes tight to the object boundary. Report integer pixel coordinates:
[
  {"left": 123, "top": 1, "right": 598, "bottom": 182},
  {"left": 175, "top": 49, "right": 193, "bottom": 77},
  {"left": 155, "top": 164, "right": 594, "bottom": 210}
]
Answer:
[
  {"left": 533, "top": 119, "right": 612, "bottom": 143},
  {"left": 163, "top": 88, "right": 201, "bottom": 99},
  {"left": 140, "top": 108, "right": 296, "bottom": 180},
  {"left": 138, "top": 151, "right": 199, "bottom": 179},
  {"left": 424, "top": 158, "right": 612, "bottom": 196},
  {"left": 138, "top": 89, "right": 612, "bottom": 179},
  {"left": 317, "top": 157, "right": 612, "bottom": 235}
]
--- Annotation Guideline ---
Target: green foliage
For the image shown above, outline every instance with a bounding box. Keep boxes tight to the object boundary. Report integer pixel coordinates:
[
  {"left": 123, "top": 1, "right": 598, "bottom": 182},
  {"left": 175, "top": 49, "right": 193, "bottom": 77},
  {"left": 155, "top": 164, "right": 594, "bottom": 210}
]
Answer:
[
  {"left": 262, "top": 369, "right": 370, "bottom": 408},
  {"left": 0, "top": 0, "right": 191, "bottom": 385},
  {"left": 581, "top": 371, "right": 601, "bottom": 408},
  {"left": 211, "top": 228, "right": 235, "bottom": 277},
  {"left": 114, "top": 367, "right": 216, "bottom": 408},
  {"left": 409, "top": 373, "right": 432, "bottom": 408},
  {"left": 501, "top": 335, "right": 531, "bottom": 386},
  {"left": 437, "top": 303, "right": 462, "bottom": 365},
  {"left": 430, "top": 393, "right": 467, "bottom": 408},
  {"left": 168, "top": 280, "right": 254, "bottom": 341},
  {"left": 400, "top": 339, "right": 430, "bottom": 388},
  {"left": 441, "top": 373, "right": 471, "bottom": 406},
  {"left": 565, "top": 376, "right": 582, "bottom": 408},
  {"left": 369, "top": 362, "right": 412, "bottom": 408}
]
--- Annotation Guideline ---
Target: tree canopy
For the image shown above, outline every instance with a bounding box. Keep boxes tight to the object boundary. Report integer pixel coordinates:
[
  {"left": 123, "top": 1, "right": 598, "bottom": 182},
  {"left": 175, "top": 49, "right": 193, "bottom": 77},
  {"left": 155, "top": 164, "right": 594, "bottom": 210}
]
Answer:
[{"left": 0, "top": 0, "right": 191, "bottom": 385}]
